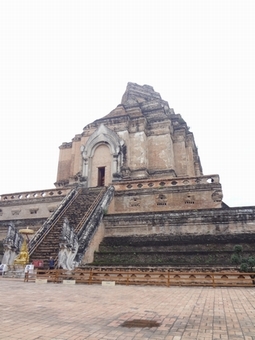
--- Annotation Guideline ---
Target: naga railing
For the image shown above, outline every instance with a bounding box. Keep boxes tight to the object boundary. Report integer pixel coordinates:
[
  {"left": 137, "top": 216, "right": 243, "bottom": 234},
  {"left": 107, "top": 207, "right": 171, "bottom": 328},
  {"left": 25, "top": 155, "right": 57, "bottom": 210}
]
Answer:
[
  {"left": 29, "top": 186, "right": 82, "bottom": 256},
  {"left": 75, "top": 187, "right": 107, "bottom": 235},
  {"left": 52, "top": 186, "right": 108, "bottom": 268}
]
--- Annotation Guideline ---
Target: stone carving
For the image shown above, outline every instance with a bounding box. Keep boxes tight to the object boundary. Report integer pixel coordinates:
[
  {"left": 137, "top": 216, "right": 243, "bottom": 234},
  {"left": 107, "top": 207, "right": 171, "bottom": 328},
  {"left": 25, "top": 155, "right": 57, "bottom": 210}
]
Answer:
[
  {"left": 121, "top": 167, "right": 131, "bottom": 179},
  {"left": 156, "top": 194, "right": 167, "bottom": 206},
  {"left": 185, "top": 195, "right": 195, "bottom": 204},
  {"left": 58, "top": 217, "right": 78, "bottom": 270},
  {"left": 129, "top": 197, "right": 141, "bottom": 207},
  {"left": 11, "top": 209, "right": 21, "bottom": 216},
  {"left": 212, "top": 191, "right": 223, "bottom": 202},
  {"left": 2, "top": 223, "right": 23, "bottom": 266}
]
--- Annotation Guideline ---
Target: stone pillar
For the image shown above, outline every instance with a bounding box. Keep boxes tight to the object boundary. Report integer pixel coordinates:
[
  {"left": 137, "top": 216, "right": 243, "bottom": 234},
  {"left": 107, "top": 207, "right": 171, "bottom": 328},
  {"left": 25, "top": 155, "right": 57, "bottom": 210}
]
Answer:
[
  {"left": 128, "top": 118, "right": 148, "bottom": 178},
  {"left": 113, "top": 154, "right": 118, "bottom": 174},
  {"left": 195, "top": 161, "right": 202, "bottom": 176},
  {"left": 82, "top": 158, "right": 88, "bottom": 178},
  {"left": 130, "top": 132, "right": 147, "bottom": 167},
  {"left": 185, "top": 134, "right": 195, "bottom": 177},
  {"left": 173, "top": 130, "right": 187, "bottom": 176}
]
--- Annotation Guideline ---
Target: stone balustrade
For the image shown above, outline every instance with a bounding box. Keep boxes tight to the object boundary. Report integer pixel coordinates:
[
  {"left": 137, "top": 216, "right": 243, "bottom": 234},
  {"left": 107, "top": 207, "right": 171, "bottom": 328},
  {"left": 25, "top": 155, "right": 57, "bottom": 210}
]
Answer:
[
  {"left": 114, "top": 174, "right": 220, "bottom": 191},
  {"left": 0, "top": 188, "right": 70, "bottom": 202}
]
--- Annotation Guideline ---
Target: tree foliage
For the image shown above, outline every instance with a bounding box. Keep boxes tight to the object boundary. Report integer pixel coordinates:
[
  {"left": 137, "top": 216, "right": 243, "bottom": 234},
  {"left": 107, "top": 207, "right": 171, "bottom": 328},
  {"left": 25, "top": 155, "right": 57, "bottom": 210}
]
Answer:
[{"left": 231, "top": 245, "right": 255, "bottom": 272}]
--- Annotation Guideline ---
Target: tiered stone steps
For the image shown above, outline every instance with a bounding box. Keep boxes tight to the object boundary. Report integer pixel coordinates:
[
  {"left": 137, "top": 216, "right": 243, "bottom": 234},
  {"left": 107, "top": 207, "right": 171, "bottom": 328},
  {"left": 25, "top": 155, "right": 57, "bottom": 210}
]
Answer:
[
  {"left": 92, "top": 234, "right": 255, "bottom": 267},
  {"left": 30, "top": 187, "right": 106, "bottom": 267}
]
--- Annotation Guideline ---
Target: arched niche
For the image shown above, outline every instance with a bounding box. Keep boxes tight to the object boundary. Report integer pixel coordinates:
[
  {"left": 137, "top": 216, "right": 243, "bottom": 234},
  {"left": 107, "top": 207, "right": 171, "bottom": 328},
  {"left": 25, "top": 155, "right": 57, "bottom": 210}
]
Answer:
[{"left": 81, "top": 124, "right": 124, "bottom": 187}]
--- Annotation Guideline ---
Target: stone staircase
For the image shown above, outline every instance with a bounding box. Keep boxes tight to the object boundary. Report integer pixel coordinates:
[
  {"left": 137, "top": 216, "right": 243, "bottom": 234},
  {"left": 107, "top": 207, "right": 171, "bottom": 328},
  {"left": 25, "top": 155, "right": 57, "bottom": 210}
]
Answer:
[{"left": 29, "top": 186, "right": 107, "bottom": 267}]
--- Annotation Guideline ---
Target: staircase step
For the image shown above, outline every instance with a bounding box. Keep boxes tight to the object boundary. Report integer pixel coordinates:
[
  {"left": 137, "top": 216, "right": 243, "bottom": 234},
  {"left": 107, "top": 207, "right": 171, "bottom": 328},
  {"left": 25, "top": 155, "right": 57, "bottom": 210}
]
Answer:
[{"left": 30, "top": 187, "right": 107, "bottom": 267}]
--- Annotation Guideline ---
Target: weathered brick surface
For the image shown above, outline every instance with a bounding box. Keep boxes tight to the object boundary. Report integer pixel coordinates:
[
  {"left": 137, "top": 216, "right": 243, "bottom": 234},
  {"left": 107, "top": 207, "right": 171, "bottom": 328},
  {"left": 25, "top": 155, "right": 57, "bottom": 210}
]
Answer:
[
  {"left": 92, "top": 207, "right": 255, "bottom": 266},
  {"left": 56, "top": 83, "right": 204, "bottom": 189}
]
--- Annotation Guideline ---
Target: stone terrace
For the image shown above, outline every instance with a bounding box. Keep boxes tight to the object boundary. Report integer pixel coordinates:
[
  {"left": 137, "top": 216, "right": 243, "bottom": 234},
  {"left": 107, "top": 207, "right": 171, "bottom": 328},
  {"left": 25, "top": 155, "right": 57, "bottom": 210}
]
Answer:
[{"left": 1, "top": 278, "right": 255, "bottom": 339}]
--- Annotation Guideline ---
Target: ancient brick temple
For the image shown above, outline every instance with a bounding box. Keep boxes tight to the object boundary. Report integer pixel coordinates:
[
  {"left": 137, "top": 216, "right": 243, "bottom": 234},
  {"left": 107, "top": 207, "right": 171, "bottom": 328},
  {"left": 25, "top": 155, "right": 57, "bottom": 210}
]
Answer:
[
  {"left": 56, "top": 82, "right": 222, "bottom": 212},
  {"left": 1, "top": 83, "right": 255, "bottom": 267}
]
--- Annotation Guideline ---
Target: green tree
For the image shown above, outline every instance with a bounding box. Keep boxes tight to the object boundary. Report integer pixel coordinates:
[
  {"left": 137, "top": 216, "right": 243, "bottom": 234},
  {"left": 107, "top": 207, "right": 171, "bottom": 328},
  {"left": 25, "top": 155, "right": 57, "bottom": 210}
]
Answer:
[
  {"left": 233, "top": 245, "right": 243, "bottom": 255},
  {"left": 240, "top": 256, "right": 255, "bottom": 272},
  {"left": 231, "top": 245, "right": 243, "bottom": 268},
  {"left": 231, "top": 246, "right": 255, "bottom": 284}
]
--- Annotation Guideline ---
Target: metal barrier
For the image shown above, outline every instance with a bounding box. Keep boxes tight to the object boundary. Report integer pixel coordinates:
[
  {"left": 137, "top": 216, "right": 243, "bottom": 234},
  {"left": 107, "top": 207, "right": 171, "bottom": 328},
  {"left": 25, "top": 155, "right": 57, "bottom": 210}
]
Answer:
[{"left": 29, "top": 269, "right": 255, "bottom": 287}]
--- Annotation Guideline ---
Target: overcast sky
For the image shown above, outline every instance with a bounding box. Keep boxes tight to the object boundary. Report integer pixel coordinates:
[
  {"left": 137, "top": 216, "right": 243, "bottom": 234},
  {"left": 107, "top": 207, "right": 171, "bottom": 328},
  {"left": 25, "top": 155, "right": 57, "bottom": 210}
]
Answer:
[{"left": 1, "top": 0, "right": 254, "bottom": 207}]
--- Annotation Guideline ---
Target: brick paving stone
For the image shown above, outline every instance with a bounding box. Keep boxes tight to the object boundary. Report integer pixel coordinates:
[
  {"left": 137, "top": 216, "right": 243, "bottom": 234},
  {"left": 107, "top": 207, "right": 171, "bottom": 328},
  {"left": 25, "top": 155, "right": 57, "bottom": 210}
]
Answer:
[{"left": 1, "top": 278, "right": 255, "bottom": 339}]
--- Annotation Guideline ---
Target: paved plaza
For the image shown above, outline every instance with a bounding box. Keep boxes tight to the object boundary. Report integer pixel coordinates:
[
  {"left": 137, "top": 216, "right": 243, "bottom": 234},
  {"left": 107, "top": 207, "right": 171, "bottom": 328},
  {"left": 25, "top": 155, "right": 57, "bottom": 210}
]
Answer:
[{"left": 0, "top": 278, "right": 255, "bottom": 340}]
